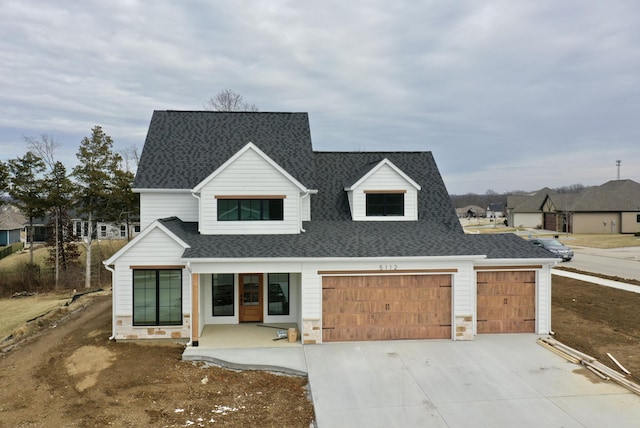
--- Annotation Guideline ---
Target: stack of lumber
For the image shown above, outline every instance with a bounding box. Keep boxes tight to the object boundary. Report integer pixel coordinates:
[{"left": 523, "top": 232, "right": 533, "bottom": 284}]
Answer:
[{"left": 537, "top": 337, "right": 640, "bottom": 396}]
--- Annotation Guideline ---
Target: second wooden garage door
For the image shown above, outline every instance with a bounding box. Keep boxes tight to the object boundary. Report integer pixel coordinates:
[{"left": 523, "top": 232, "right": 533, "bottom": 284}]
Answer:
[
  {"left": 322, "top": 274, "right": 451, "bottom": 342},
  {"left": 477, "top": 271, "right": 536, "bottom": 333}
]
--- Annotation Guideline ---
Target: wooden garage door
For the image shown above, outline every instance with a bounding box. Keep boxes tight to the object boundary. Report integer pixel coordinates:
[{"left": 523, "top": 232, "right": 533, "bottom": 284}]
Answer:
[
  {"left": 477, "top": 271, "right": 535, "bottom": 333},
  {"left": 322, "top": 274, "right": 452, "bottom": 342}
]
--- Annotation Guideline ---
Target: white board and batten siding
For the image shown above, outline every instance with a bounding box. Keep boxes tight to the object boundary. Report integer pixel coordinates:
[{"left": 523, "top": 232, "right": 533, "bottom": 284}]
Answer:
[
  {"left": 198, "top": 149, "right": 302, "bottom": 235},
  {"left": 113, "top": 227, "right": 191, "bottom": 316},
  {"left": 139, "top": 191, "right": 198, "bottom": 230},
  {"left": 349, "top": 163, "right": 419, "bottom": 221}
]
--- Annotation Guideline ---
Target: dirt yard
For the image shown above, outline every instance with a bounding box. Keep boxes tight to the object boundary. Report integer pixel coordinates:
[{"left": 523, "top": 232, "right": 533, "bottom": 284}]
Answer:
[
  {"left": 552, "top": 275, "right": 640, "bottom": 376},
  {"left": 0, "top": 294, "right": 315, "bottom": 428},
  {"left": 1, "top": 275, "right": 639, "bottom": 427}
]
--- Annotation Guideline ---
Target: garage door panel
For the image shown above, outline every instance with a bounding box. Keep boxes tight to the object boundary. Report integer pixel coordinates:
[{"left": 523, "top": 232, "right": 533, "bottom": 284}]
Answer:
[
  {"left": 324, "top": 313, "right": 372, "bottom": 327},
  {"left": 477, "top": 320, "right": 535, "bottom": 334},
  {"left": 477, "top": 271, "right": 536, "bottom": 334},
  {"left": 322, "top": 274, "right": 452, "bottom": 342},
  {"left": 478, "top": 271, "right": 535, "bottom": 284}
]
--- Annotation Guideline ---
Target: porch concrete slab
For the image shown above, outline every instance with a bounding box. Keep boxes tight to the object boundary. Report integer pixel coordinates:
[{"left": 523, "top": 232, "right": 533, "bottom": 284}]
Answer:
[
  {"left": 304, "top": 335, "right": 640, "bottom": 428},
  {"left": 182, "top": 346, "right": 307, "bottom": 376}
]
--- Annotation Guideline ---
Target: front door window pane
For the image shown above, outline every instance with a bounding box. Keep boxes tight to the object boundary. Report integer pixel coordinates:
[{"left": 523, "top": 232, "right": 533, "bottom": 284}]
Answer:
[{"left": 243, "top": 275, "right": 260, "bottom": 306}]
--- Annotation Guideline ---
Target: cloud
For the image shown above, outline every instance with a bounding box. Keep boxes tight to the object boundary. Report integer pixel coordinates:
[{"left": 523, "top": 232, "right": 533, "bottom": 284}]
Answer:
[{"left": 0, "top": 1, "right": 639, "bottom": 194}]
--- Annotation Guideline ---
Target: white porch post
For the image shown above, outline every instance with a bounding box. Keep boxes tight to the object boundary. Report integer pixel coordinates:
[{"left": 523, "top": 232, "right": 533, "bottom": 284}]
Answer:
[{"left": 191, "top": 273, "right": 199, "bottom": 346}]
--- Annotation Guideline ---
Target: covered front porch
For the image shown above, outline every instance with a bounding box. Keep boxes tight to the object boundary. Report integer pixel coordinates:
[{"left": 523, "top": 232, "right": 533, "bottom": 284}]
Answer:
[
  {"left": 188, "top": 269, "right": 303, "bottom": 348},
  {"left": 198, "top": 322, "right": 302, "bottom": 349}
]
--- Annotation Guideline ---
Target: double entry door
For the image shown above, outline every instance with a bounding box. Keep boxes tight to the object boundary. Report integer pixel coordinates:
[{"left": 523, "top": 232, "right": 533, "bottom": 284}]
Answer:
[{"left": 239, "top": 273, "right": 263, "bottom": 322}]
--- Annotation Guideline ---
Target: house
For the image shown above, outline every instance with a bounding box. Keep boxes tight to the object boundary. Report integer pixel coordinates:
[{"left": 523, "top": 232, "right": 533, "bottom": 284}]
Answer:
[
  {"left": 104, "top": 111, "right": 557, "bottom": 347},
  {"left": 455, "top": 205, "right": 485, "bottom": 218},
  {"left": 508, "top": 180, "right": 640, "bottom": 234},
  {"left": 23, "top": 213, "right": 140, "bottom": 246},
  {"left": 485, "top": 203, "right": 505, "bottom": 218},
  {"left": 506, "top": 188, "right": 555, "bottom": 229},
  {"left": 0, "top": 205, "right": 25, "bottom": 246}
]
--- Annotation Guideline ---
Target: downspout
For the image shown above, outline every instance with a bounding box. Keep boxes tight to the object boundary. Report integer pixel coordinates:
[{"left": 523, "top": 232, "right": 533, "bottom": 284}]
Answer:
[
  {"left": 192, "top": 192, "right": 201, "bottom": 233},
  {"left": 300, "top": 190, "right": 310, "bottom": 232},
  {"left": 103, "top": 263, "right": 116, "bottom": 340}
]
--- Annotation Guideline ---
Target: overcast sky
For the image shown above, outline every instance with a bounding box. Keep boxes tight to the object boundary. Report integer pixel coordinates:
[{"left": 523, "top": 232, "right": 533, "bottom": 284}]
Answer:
[{"left": 1, "top": 1, "right": 639, "bottom": 194}]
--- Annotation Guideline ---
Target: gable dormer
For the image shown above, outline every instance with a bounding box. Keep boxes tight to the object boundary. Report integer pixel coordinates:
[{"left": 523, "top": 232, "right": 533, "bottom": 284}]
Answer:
[
  {"left": 344, "top": 158, "right": 421, "bottom": 221},
  {"left": 193, "top": 142, "right": 310, "bottom": 235}
]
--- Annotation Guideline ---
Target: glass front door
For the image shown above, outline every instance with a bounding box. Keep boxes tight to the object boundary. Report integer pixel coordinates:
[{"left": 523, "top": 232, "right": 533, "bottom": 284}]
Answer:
[{"left": 239, "top": 274, "right": 263, "bottom": 322}]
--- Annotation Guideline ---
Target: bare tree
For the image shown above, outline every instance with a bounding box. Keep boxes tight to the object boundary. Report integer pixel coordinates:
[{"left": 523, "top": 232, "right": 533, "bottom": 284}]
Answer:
[
  {"left": 121, "top": 144, "right": 140, "bottom": 172},
  {"left": 204, "top": 89, "right": 259, "bottom": 112},
  {"left": 25, "top": 134, "right": 59, "bottom": 170}
]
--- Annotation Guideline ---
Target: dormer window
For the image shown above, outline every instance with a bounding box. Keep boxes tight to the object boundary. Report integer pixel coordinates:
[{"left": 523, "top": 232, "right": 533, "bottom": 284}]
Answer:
[
  {"left": 216, "top": 195, "right": 285, "bottom": 221},
  {"left": 365, "top": 191, "right": 405, "bottom": 216}
]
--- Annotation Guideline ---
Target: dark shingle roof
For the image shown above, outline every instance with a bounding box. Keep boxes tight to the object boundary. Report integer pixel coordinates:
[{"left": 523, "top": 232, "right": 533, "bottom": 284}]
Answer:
[
  {"left": 136, "top": 110, "right": 555, "bottom": 262},
  {"left": 509, "top": 188, "right": 555, "bottom": 212},
  {"left": 134, "top": 111, "right": 315, "bottom": 189},
  {"left": 159, "top": 217, "right": 552, "bottom": 260},
  {"left": 313, "top": 152, "right": 462, "bottom": 232},
  {"left": 565, "top": 180, "right": 640, "bottom": 211}
]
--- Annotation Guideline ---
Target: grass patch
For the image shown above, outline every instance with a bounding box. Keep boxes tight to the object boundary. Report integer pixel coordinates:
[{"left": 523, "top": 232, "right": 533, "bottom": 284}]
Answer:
[
  {"left": 0, "top": 293, "right": 70, "bottom": 340},
  {"left": 555, "top": 234, "right": 640, "bottom": 249}
]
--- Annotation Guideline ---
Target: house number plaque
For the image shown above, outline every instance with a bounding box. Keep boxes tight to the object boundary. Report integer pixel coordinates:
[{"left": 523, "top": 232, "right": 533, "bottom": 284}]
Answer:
[{"left": 379, "top": 264, "right": 398, "bottom": 270}]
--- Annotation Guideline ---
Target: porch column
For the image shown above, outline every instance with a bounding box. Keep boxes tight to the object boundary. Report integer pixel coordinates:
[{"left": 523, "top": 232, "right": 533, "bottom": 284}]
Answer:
[{"left": 191, "top": 273, "right": 199, "bottom": 346}]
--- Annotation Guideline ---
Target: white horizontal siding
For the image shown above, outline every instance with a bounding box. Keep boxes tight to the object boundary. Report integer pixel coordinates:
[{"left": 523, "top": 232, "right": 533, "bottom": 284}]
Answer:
[
  {"left": 198, "top": 149, "right": 301, "bottom": 235},
  {"left": 537, "top": 265, "right": 551, "bottom": 334},
  {"left": 453, "top": 263, "right": 475, "bottom": 316},
  {"left": 351, "top": 163, "right": 418, "bottom": 221},
  {"left": 113, "top": 227, "right": 190, "bottom": 317},
  {"left": 139, "top": 192, "right": 198, "bottom": 229}
]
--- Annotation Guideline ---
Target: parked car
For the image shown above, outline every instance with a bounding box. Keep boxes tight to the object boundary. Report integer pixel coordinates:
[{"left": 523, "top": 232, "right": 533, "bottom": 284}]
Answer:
[{"left": 529, "top": 238, "right": 573, "bottom": 261}]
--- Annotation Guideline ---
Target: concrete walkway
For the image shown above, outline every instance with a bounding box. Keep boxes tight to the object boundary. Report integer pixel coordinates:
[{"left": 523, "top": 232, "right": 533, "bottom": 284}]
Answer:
[
  {"left": 552, "top": 269, "right": 640, "bottom": 294},
  {"left": 182, "top": 345, "right": 307, "bottom": 376}
]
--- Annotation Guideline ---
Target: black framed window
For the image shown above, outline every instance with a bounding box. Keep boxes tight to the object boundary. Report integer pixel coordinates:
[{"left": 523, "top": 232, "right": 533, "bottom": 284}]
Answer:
[
  {"left": 218, "top": 199, "right": 284, "bottom": 221},
  {"left": 133, "top": 269, "right": 182, "bottom": 326},
  {"left": 268, "top": 273, "right": 290, "bottom": 315},
  {"left": 366, "top": 193, "right": 404, "bottom": 216},
  {"left": 637, "top": 214, "right": 640, "bottom": 223},
  {"left": 212, "top": 273, "right": 235, "bottom": 316}
]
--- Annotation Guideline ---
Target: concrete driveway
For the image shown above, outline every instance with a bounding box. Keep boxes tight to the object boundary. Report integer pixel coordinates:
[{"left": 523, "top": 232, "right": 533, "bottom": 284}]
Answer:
[{"left": 304, "top": 335, "right": 640, "bottom": 427}]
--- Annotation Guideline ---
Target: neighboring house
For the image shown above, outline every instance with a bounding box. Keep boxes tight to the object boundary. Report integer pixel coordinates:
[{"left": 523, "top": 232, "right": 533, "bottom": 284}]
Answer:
[
  {"left": 509, "top": 180, "right": 640, "bottom": 234},
  {"left": 0, "top": 205, "right": 25, "bottom": 246},
  {"left": 455, "top": 205, "right": 485, "bottom": 218},
  {"left": 506, "top": 188, "right": 554, "bottom": 229},
  {"left": 486, "top": 203, "right": 504, "bottom": 218},
  {"left": 24, "top": 214, "right": 140, "bottom": 246},
  {"left": 73, "top": 219, "right": 140, "bottom": 241},
  {"left": 104, "top": 111, "right": 557, "bottom": 348}
]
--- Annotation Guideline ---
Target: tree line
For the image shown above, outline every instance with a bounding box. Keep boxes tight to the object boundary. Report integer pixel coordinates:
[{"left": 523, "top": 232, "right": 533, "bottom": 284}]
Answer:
[{"left": 0, "top": 126, "right": 138, "bottom": 290}]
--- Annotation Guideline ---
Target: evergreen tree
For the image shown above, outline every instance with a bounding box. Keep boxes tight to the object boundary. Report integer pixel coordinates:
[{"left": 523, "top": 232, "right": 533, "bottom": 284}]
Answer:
[
  {"left": 0, "top": 161, "right": 8, "bottom": 203},
  {"left": 7, "top": 152, "right": 48, "bottom": 264},
  {"left": 110, "top": 167, "right": 138, "bottom": 241},
  {"left": 72, "top": 126, "right": 123, "bottom": 289},
  {"left": 45, "top": 161, "right": 79, "bottom": 287}
]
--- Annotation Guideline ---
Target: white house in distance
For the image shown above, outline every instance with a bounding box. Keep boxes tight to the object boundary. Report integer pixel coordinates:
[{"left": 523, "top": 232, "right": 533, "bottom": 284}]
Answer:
[{"left": 104, "top": 111, "right": 557, "bottom": 347}]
